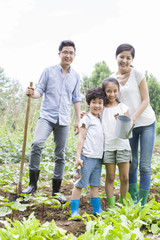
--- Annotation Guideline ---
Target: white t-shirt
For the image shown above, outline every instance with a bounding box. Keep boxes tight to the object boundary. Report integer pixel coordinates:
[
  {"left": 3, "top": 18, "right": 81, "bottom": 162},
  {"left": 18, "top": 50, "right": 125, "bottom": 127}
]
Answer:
[
  {"left": 111, "top": 68, "right": 156, "bottom": 127},
  {"left": 79, "top": 113, "right": 104, "bottom": 158},
  {"left": 102, "top": 103, "right": 131, "bottom": 151}
]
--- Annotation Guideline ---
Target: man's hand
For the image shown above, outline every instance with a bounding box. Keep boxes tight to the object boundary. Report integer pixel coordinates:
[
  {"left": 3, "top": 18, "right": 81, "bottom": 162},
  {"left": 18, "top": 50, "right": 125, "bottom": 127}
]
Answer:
[
  {"left": 26, "top": 87, "right": 34, "bottom": 97},
  {"left": 74, "top": 121, "right": 79, "bottom": 135}
]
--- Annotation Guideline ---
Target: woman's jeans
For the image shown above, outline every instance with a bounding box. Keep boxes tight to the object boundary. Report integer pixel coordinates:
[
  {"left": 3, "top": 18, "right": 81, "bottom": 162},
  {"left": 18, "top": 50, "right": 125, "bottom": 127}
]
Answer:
[
  {"left": 29, "top": 118, "right": 69, "bottom": 180},
  {"left": 129, "top": 122, "right": 156, "bottom": 191}
]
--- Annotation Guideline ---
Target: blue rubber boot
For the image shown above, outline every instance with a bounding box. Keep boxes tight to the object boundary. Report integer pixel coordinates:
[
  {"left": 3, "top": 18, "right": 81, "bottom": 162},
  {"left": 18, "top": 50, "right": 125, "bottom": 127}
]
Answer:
[
  {"left": 90, "top": 197, "right": 103, "bottom": 215},
  {"left": 70, "top": 199, "right": 80, "bottom": 217}
]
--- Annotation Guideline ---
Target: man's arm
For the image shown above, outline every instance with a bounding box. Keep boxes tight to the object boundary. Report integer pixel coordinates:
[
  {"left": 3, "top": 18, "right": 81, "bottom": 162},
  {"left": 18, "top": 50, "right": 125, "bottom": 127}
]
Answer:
[
  {"left": 74, "top": 101, "right": 81, "bottom": 135},
  {"left": 76, "top": 126, "right": 86, "bottom": 168}
]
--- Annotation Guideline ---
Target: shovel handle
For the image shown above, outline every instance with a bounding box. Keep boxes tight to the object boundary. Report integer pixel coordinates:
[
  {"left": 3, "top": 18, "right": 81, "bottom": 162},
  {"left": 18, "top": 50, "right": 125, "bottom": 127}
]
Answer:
[{"left": 18, "top": 82, "right": 33, "bottom": 194}]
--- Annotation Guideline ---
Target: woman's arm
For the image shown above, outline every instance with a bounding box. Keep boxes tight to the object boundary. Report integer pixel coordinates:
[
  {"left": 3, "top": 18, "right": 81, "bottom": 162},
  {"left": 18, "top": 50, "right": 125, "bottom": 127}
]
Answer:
[
  {"left": 130, "top": 78, "right": 150, "bottom": 122},
  {"left": 76, "top": 125, "right": 86, "bottom": 168}
]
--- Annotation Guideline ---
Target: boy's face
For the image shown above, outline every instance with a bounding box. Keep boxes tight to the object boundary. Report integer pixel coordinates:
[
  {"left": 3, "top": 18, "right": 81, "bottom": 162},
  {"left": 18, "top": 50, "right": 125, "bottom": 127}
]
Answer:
[
  {"left": 88, "top": 97, "right": 104, "bottom": 117},
  {"left": 58, "top": 46, "right": 76, "bottom": 67}
]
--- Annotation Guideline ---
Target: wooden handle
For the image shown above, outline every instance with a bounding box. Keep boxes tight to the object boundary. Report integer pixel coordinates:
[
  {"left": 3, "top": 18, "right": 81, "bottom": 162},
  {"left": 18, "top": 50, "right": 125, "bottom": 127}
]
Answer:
[{"left": 18, "top": 82, "right": 33, "bottom": 194}]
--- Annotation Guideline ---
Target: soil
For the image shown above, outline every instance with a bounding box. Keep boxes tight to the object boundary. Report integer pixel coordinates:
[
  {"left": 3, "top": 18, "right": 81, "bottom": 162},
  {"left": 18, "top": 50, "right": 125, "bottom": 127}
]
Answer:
[
  {"left": 0, "top": 147, "right": 160, "bottom": 238},
  {"left": 0, "top": 180, "right": 160, "bottom": 238}
]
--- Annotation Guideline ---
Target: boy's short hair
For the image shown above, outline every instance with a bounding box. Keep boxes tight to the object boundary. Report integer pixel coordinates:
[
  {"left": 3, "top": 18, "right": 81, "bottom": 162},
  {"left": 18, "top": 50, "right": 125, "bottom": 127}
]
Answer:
[
  {"left": 58, "top": 40, "right": 76, "bottom": 52},
  {"left": 86, "top": 87, "right": 105, "bottom": 105}
]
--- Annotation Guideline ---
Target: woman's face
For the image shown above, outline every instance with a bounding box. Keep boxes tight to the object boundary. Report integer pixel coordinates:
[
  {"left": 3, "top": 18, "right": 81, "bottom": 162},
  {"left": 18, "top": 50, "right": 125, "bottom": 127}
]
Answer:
[{"left": 116, "top": 50, "right": 133, "bottom": 72}]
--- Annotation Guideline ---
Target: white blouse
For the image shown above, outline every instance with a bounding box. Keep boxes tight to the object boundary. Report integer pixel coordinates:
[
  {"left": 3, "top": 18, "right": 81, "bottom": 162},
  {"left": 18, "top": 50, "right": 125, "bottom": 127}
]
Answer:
[
  {"left": 111, "top": 68, "right": 156, "bottom": 127},
  {"left": 102, "top": 103, "right": 131, "bottom": 151}
]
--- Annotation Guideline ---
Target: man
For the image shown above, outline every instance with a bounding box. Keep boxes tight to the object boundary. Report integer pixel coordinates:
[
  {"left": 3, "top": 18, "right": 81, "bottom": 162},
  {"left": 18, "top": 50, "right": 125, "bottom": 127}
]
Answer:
[{"left": 22, "top": 40, "right": 81, "bottom": 202}]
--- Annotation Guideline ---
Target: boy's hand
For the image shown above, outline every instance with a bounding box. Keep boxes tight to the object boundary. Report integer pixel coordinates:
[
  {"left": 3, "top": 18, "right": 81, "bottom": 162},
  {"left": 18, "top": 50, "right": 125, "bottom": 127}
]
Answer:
[{"left": 76, "top": 159, "right": 83, "bottom": 169}]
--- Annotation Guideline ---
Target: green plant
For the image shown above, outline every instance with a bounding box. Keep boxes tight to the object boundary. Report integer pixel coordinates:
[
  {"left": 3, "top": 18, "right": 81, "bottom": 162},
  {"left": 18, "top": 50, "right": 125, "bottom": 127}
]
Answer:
[{"left": 0, "top": 212, "right": 76, "bottom": 239}]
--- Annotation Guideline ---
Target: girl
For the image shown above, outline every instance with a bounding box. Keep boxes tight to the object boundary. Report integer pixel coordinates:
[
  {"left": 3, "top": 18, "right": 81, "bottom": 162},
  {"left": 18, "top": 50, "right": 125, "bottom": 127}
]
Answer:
[
  {"left": 101, "top": 77, "right": 131, "bottom": 208},
  {"left": 111, "top": 44, "right": 156, "bottom": 206}
]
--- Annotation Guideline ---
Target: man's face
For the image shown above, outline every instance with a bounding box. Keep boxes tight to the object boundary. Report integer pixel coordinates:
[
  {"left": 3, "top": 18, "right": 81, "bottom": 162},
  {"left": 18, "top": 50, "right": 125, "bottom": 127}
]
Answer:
[{"left": 58, "top": 46, "right": 76, "bottom": 67}]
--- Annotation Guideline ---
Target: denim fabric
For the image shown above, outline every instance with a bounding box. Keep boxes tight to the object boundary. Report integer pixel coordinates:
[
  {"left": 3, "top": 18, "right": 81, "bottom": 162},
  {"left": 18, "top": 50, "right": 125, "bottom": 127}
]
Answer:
[
  {"left": 75, "top": 155, "right": 102, "bottom": 188},
  {"left": 129, "top": 122, "right": 156, "bottom": 191},
  {"left": 29, "top": 118, "right": 69, "bottom": 179}
]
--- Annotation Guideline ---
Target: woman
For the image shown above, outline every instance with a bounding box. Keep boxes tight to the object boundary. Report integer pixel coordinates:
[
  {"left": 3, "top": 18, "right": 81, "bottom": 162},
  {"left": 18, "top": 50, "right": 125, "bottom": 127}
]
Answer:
[{"left": 111, "top": 43, "right": 156, "bottom": 206}]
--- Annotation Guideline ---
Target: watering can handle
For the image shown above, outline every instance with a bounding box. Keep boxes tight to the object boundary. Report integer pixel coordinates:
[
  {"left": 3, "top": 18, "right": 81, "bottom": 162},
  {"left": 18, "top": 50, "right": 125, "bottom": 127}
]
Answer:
[{"left": 126, "top": 124, "right": 135, "bottom": 138}]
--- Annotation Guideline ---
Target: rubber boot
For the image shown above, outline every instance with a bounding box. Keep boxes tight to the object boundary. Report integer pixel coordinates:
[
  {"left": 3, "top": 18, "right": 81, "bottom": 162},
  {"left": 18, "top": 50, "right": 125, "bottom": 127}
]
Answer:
[
  {"left": 70, "top": 199, "right": 80, "bottom": 217},
  {"left": 138, "top": 189, "right": 149, "bottom": 206},
  {"left": 129, "top": 183, "right": 137, "bottom": 204},
  {"left": 107, "top": 196, "right": 116, "bottom": 208},
  {"left": 52, "top": 178, "right": 67, "bottom": 203},
  {"left": 22, "top": 169, "right": 40, "bottom": 194},
  {"left": 119, "top": 195, "right": 126, "bottom": 205},
  {"left": 90, "top": 197, "right": 103, "bottom": 215}
]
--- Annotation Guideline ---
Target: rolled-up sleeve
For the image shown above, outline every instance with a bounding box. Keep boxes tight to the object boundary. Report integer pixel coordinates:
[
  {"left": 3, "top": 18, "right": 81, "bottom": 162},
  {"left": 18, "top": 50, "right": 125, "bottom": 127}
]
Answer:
[
  {"left": 72, "top": 73, "right": 81, "bottom": 103},
  {"left": 35, "top": 68, "right": 48, "bottom": 96}
]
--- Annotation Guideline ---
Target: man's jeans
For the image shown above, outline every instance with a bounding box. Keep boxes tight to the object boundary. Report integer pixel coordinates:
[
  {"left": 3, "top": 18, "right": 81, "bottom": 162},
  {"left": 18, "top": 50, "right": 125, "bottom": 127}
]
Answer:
[
  {"left": 29, "top": 118, "right": 69, "bottom": 179},
  {"left": 129, "top": 122, "right": 156, "bottom": 191}
]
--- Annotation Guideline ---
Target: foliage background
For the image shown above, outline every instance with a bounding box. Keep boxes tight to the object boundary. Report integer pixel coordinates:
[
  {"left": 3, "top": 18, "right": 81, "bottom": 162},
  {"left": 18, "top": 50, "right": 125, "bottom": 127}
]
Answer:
[{"left": 0, "top": 62, "right": 160, "bottom": 165}]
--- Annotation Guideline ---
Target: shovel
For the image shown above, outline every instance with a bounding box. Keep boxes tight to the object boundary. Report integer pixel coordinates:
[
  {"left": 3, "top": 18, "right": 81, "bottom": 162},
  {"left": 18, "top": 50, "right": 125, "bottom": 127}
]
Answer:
[
  {"left": 9, "top": 82, "right": 33, "bottom": 201},
  {"left": 73, "top": 165, "right": 82, "bottom": 185}
]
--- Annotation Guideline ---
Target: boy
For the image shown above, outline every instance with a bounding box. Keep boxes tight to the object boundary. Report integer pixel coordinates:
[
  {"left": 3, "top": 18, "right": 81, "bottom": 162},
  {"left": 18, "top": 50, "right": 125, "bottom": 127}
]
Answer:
[{"left": 70, "top": 87, "right": 104, "bottom": 217}]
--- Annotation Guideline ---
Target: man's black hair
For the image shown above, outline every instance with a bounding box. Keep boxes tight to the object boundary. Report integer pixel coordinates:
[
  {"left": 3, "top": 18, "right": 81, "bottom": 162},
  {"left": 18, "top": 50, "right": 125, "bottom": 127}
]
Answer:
[{"left": 58, "top": 40, "right": 76, "bottom": 52}]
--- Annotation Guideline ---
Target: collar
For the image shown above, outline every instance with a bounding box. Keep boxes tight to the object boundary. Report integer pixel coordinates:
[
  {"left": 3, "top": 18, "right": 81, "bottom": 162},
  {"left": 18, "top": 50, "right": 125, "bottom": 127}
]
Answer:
[{"left": 58, "top": 63, "right": 72, "bottom": 73}]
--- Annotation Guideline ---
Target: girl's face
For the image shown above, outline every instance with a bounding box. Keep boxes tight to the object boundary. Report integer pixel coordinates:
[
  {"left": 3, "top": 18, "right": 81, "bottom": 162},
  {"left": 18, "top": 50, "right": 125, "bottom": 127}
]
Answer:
[
  {"left": 105, "top": 82, "right": 119, "bottom": 104},
  {"left": 116, "top": 50, "right": 133, "bottom": 72}
]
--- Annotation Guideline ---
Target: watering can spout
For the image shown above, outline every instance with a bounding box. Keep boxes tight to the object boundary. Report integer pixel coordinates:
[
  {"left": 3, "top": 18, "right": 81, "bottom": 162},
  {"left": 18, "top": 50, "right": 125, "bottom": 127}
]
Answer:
[{"left": 115, "top": 115, "right": 135, "bottom": 139}]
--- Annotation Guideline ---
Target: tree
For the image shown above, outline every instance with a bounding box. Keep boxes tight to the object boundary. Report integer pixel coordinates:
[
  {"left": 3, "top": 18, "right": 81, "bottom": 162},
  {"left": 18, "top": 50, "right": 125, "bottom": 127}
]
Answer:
[
  {"left": 0, "top": 67, "right": 23, "bottom": 113},
  {"left": 146, "top": 71, "right": 160, "bottom": 119},
  {"left": 81, "top": 61, "right": 112, "bottom": 95}
]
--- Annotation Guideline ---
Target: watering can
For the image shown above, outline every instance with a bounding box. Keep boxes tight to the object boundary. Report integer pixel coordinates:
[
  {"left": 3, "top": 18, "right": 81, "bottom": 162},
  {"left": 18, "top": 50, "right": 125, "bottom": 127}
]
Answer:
[{"left": 114, "top": 115, "right": 135, "bottom": 139}]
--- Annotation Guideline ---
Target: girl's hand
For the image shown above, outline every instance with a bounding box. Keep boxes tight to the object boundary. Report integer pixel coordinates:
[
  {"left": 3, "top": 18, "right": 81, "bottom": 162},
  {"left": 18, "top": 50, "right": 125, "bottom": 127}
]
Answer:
[
  {"left": 114, "top": 113, "right": 119, "bottom": 120},
  {"left": 80, "top": 111, "right": 87, "bottom": 118},
  {"left": 76, "top": 159, "right": 83, "bottom": 169}
]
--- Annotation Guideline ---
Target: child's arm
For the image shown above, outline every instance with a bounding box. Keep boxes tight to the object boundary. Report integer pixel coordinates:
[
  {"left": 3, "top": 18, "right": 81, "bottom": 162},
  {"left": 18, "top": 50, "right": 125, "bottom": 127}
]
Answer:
[
  {"left": 124, "top": 111, "right": 128, "bottom": 116},
  {"left": 114, "top": 110, "right": 129, "bottom": 119},
  {"left": 76, "top": 124, "right": 86, "bottom": 169}
]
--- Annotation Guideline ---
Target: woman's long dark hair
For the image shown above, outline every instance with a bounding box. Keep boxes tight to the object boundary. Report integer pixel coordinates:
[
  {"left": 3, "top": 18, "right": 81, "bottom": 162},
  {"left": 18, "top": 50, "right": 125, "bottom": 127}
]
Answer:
[{"left": 116, "top": 43, "right": 135, "bottom": 59}]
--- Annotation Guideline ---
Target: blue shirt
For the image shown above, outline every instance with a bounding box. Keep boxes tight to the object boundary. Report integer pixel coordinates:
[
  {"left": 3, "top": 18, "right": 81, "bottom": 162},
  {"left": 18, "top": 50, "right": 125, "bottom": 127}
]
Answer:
[{"left": 36, "top": 64, "right": 81, "bottom": 125}]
